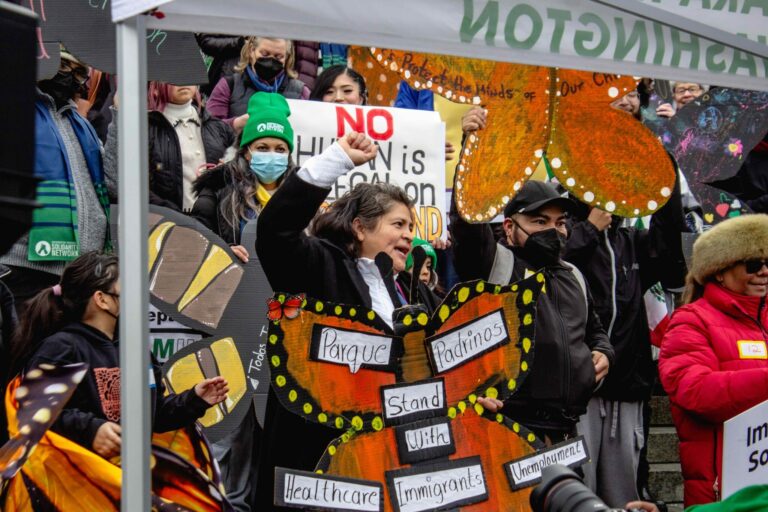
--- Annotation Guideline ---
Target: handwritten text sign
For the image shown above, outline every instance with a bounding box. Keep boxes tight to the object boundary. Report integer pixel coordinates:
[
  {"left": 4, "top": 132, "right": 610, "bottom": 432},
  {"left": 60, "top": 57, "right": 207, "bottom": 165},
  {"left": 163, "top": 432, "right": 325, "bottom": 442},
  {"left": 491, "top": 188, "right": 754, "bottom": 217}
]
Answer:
[
  {"left": 723, "top": 398, "right": 768, "bottom": 499},
  {"left": 504, "top": 437, "right": 589, "bottom": 490},
  {"left": 380, "top": 378, "right": 447, "bottom": 427},
  {"left": 309, "top": 324, "right": 400, "bottom": 374},
  {"left": 426, "top": 309, "right": 510, "bottom": 374},
  {"left": 385, "top": 456, "right": 488, "bottom": 512},
  {"left": 287, "top": 100, "right": 447, "bottom": 242},
  {"left": 274, "top": 467, "right": 384, "bottom": 511},
  {"left": 394, "top": 417, "right": 456, "bottom": 465}
]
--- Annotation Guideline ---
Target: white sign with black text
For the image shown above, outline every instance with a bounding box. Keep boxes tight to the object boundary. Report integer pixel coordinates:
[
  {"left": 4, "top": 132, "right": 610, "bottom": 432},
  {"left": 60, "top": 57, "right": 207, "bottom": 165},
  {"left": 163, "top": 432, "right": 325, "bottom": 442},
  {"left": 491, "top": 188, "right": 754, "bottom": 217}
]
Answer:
[
  {"left": 287, "top": 100, "right": 447, "bottom": 242},
  {"left": 385, "top": 456, "right": 488, "bottom": 512},
  {"left": 380, "top": 378, "right": 447, "bottom": 426},
  {"left": 426, "top": 309, "right": 509, "bottom": 374},
  {"left": 309, "top": 324, "right": 400, "bottom": 374},
  {"left": 274, "top": 467, "right": 383, "bottom": 511},
  {"left": 504, "top": 436, "right": 590, "bottom": 490},
  {"left": 723, "top": 398, "right": 768, "bottom": 499}
]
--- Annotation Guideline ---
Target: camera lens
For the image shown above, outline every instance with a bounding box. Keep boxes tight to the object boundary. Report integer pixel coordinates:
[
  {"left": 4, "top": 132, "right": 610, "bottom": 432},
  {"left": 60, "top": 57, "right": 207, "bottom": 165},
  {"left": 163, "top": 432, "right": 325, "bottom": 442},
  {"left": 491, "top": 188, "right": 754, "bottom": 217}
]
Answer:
[{"left": 530, "top": 464, "right": 613, "bottom": 512}]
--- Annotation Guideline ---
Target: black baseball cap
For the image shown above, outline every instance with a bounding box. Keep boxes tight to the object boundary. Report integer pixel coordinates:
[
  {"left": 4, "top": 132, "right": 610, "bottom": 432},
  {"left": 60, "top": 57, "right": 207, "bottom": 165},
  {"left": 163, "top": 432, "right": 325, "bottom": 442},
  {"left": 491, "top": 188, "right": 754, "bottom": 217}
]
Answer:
[{"left": 502, "top": 180, "right": 577, "bottom": 218}]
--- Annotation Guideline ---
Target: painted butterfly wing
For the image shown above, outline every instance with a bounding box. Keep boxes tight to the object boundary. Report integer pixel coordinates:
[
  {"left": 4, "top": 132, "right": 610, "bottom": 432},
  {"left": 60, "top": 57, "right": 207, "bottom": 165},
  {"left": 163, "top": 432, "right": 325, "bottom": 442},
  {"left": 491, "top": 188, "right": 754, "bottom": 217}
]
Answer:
[
  {"left": 358, "top": 48, "right": 675, "bottom": 221},
  {"left": 318, "top": 410, "right": 543, "bottom": 512},
  {"left": 0, "top": 363, "right": 88, "bottom": 483},
  {"left": 644, "top": 88, "right": 768, "bottom": 224},
  {"left": 425, "top": 277, "right": 541, "bottom": 407},
  {"left": 548, "top": 69, "right": 676, "bottom": 217},
  {"left": 268, "top": 298, "right": 401, "bottom": 433}
]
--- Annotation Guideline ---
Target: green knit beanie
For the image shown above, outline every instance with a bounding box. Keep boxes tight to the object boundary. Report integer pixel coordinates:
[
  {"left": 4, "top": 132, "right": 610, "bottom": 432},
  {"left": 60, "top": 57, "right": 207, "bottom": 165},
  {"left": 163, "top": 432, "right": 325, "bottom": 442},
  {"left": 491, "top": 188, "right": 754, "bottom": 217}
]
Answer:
[
  {"left": 240, "top": 92, "right": 294, "bottom": 151},
  {"left": 405, "top": 238, "right": 438, "bottom": 272}
]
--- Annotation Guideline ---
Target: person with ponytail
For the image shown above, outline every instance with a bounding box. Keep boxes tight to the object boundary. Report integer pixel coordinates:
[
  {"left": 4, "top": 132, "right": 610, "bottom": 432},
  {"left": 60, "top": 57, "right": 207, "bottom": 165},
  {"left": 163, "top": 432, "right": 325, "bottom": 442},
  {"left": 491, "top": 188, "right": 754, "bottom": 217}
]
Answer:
[{"left": 11, "top": 251, "right": 230, "bottom": 459}]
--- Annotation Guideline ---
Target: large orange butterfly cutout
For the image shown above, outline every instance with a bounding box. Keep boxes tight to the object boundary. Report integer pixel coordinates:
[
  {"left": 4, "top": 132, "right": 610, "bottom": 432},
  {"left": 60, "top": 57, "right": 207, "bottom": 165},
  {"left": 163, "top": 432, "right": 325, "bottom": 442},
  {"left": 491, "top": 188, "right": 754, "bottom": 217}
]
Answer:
[
  {"left": 353, "top": 47, "right": 676, "bottom": 222},
  {"left": 268, "top": 275, "right": 551, "bottom": 511}
]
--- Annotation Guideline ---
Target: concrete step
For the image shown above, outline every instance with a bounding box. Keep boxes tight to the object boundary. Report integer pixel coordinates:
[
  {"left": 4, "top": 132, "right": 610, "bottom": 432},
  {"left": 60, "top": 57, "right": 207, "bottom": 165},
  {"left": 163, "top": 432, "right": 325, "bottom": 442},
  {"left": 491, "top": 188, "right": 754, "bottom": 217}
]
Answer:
[
  {"left": 648, "top": 462, "right": 685, "bottom": 504},
  {"left": 650, "top": 395, "right": 674, "bottom": 426},
  {"left": 647, "top": 426, "right": 680, "bottom": 464}
]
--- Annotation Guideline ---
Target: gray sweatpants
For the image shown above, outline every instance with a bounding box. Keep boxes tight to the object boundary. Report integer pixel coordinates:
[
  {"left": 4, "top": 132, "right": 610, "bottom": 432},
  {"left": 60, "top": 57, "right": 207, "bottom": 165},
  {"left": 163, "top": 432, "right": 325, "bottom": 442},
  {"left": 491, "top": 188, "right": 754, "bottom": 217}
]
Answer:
[{"left": 576, "top": 397, "right": 643, "bottom": 508}]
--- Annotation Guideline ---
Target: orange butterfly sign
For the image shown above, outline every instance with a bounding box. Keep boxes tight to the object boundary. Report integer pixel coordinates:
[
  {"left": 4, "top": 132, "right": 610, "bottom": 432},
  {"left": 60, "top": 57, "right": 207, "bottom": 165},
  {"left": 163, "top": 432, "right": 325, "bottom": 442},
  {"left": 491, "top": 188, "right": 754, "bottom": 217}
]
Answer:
[
  {"left": 267, "top": 276, "right": 540, "bottom": 434},
  {"left": 362, "top": 48, "right": 675, "bottom": 221}
]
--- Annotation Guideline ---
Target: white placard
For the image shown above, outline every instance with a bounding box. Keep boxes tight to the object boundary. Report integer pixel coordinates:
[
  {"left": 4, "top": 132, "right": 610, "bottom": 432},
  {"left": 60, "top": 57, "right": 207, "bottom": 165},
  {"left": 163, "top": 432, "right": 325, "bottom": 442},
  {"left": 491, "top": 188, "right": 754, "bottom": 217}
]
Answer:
[
  {"left": 389, "top": 460, "right": 487, "bottom": 512},
  {"left": 405, "top": 422, "right": 452, "bottom": 452},
  {"left": 427, "top": 309, "right": 509, "bottom": 373},
  {"left": 723, "top": 398, "right": 768, "bottom": 499},
  {"left": 279, "top": 470, "right": 382, "bottom": 511},
  {"left": 287, "top": 100, "right": 447, "bottom": 242},
  {"left": 148, "top": 304, "right": 203, "bottom": 363},
  {"left": 382, "top": 380, "right": 446, "bottom": 424},
  {"left": 313, "top": 326, "right": 394, "bottom": 373},
  {"left": 505, "top": 437, "right": 589, "bottom": 489}
]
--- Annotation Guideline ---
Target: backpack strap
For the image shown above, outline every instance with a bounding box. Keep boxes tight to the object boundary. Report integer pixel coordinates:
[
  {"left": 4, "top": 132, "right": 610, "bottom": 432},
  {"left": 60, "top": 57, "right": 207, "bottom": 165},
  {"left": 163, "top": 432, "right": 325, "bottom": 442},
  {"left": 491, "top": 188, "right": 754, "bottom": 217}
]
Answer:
[
  {"left": 488, "top": 243, "right": 515, "bottom": 285},
  {"left": 561, "top": 261, "right": 589, "bottom": 323}
]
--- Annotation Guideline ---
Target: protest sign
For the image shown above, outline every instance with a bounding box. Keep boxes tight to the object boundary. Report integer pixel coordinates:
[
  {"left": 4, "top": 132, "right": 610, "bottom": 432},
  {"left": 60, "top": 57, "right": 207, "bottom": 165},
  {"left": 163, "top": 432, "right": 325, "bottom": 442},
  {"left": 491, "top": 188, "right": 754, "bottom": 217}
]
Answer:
[
  {"left": 723, "top": 398, "right": 768, "bottom": 499},
  {"left": 287, "top": 100, "right": 447, "bottom": 242}
]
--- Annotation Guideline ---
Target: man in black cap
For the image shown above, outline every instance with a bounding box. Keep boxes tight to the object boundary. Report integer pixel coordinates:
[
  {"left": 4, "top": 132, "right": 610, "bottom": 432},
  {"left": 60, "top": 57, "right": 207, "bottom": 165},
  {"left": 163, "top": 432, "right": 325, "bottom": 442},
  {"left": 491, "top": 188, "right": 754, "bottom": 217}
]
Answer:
[{"left": 449, "top": 179, "right": 613, "bottom": 444}]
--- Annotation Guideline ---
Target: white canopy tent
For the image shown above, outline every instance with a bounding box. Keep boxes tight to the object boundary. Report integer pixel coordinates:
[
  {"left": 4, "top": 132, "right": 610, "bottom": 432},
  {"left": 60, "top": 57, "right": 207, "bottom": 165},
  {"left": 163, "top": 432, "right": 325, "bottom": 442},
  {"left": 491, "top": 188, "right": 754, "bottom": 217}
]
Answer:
[{"left": 110, "top": 1, "right": 767, "bottom": 510}]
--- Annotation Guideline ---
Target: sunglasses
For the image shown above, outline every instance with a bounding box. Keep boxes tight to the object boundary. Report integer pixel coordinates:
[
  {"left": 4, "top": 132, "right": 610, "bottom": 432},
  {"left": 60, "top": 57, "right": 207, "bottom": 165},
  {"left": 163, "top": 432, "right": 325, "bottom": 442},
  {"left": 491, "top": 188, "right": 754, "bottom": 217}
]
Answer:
[{"left": 744, "top": 259, "right": 768, "bottom": 274}]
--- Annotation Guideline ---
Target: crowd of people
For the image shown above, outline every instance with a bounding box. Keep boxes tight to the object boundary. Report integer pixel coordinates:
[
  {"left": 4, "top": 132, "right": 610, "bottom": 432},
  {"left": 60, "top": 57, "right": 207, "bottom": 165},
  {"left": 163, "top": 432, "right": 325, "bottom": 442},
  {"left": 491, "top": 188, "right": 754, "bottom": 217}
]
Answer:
[{"left": 1, "top": 33, "right": 767, "bottom": 512}]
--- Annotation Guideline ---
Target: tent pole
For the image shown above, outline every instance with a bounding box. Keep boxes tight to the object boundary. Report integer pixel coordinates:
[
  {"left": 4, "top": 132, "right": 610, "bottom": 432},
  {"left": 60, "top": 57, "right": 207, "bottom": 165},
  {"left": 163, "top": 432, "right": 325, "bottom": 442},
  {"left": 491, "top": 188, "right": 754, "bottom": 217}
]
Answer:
[
  {"left": 591, "top": 0, "right": 768, "bottom": 60},
  {"left": 116, "top": 15, "right": 151, "bottom": 512}
]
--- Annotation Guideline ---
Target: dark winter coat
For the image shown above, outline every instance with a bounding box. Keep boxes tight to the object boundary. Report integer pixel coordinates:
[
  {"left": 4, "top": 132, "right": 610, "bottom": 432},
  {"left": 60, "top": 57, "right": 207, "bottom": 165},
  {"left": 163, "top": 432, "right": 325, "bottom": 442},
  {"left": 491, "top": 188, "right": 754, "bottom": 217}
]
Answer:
[
  {"left": 26, "top": 322, "right": 210, "bottom": 450},
  {"left": 659, "top": 284, "right": 768, "bottom": 507},
  {"left": 148, "top": 108, "right": 235, "bottom": 211},
  {"left": 191, "top": 161, "right": 297, "bottom": 245},
  {"left": 449, "top": 201, "right": 614, "bottom": 431},
  {"left": 563, "top": 176, "right": 687, "bottom": 402},
  {"left": 294, "top": 41, "right": 320, "bottom": 90},
  {"left": 194, "top": 34, "right": 245, "bottom": 96},
  {"left": 254, "top": 171, "right": 440, "bottom": 510}
]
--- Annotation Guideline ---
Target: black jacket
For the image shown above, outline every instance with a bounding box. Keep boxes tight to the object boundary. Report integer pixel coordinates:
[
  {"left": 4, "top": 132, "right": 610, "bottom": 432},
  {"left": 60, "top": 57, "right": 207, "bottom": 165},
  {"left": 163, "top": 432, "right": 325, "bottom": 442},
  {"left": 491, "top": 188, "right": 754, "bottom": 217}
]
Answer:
[
  {"left": 191, "top": 162, "right": 299, "bottom": 245},
  {"left": 26, "top": 322, "right": 210, "bottom": 450},
  {"left": 564, "top": 175, "right": 686, "bottom": 402},
  {"left": 194, "top": 34, "right": 245, "bottom": 96},
  {"left": 0, "top": 265, "right": 16, "bottom": 446},
  {"left": 449, "top": 202, "right": 614, "bottom": 430},
  {"left": 148, "top": 108, "right": 235, "bottom": 211},
  {"left": 254, "top": 172, "right": 439, "bottom": 510}
]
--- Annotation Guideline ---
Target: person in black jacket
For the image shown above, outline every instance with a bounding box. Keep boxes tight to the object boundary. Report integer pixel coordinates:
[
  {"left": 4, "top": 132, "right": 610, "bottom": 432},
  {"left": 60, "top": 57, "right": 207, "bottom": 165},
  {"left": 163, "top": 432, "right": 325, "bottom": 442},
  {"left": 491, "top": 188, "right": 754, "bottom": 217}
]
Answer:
[
  {"left": 10, "top": 251, "right": 229, "bottom": 459},
  {"left": 103, "top": 82, "right": 235, "bottom": 212},
  {"left": 195, "top": 33, "right": 246, "bottom": 96},
  {"left": 192, "top": 92, "right": 296, "bottom": 262},
  {"left": 565, "top": 173, "right": 686, "bottom": 507},
  {"left": 450, "top": 179, "right": 614, "bottom": 445},
  {"left": 255, "top": 130, "right": 439, "bottom": 510}
]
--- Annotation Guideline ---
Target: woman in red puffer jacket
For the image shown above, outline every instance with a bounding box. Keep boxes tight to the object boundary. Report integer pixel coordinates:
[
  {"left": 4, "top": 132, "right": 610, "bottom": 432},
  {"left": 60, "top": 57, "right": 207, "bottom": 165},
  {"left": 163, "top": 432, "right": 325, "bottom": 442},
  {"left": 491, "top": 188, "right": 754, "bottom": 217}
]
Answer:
[{"left": 659, "top": 214, "right": 768, "bottom": 507}]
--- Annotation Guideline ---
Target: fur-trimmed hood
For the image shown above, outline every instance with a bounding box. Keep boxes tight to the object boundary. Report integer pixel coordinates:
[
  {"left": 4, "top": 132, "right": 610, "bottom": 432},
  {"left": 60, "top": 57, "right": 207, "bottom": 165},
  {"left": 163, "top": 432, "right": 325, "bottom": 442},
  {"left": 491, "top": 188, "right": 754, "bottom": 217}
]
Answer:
[{"left": 690, "top": 213, "right": 768, "bottom": 284}]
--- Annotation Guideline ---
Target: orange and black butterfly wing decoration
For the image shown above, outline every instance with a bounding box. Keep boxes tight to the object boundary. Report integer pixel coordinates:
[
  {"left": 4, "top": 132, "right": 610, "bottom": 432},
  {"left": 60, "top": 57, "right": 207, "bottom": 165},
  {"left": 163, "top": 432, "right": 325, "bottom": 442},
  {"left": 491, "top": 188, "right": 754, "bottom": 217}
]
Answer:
[
  {"left": 357, "top": 48, "right": 675, "bottom": 221},
  {"left": 0, "top": 363, "right": 88, "bottom": 485},
  {"left": 267, "top": 296, "right": 401, "bottom": 433},
  {"left": 272, "top": 273, "right": 547, "bottom": 511}
]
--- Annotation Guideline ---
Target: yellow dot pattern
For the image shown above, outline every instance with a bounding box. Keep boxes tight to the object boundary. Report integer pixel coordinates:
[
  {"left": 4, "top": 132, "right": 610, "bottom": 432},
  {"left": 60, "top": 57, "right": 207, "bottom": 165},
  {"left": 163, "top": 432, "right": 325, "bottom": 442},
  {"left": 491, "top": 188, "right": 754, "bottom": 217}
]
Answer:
[
  {"left": 303, "top": 403, "right": 313, "bottom": 414},
  {"left": 521, "top": 361, "right": 529, "bottom": 372},
  {"left": 268, "top": 334, "right": 277, "bottom": 345},
  {"left": 275, "top": 375, "right": 286, "bottom": 387},
  {"left": 485, "top": 387, "right": 498, "bottom": 399},
  {"left": 328, "top": 445, "right": 337, "bottom": 456},
  {"left": 334, "top": 306, "right": 342, "bottom": 315},
  {"left": 523, "top": 313, "right": 533, "bottom": 325},
  {"left": 522, "top": 289, "right": 533, "bottom": 305},
  {"left": 335, "top": 417, "right": 344, "bottom": 429},
  {"left": 448, "top": 407, "right": 457, "bottom": 419},
  {"left": 458, "top": 287, "right": 470, "bottom": 303},
  {"left": 318, "top": 413, "right": 328, "bottom": 423},
  {"left": 315, "top": 302, "right": 324, "bottom": 313},
  {"left": 367, "top": 311, "right": 375, "bottom": 320},
  {"left": 522, "top": 338, "right": 531, "bottom": 353},
  {"left": 527, "top": 433, "right": 536, "bottom": 443},
  {"left": 350, "top": 308, "right": 357, "bottom": 317},
  {"left": 474, "top": 403, "right": 484, "bottom": 416},
  {"left": 270, "top": 355, "right": 280, "bottom": 367},
  {"left": 351, "top": 416, "right": 363, "bottom": 431},
  {"left": 475, "top": 282, "right": 485, "bottom": 293},
  {"left": 416, "top": 313, "right": 429, "bottom": 326},
  {"left": 403, "top": 315, "right": 413, "bottom": 326},
  {"left": 507, "top": 378, "right": 517, "bottom": 391},
  {"left": 372, "top": 417, "right": 384, "bottom": 431},
  {"left": 496, "top": 413, "right": 504, "bottom": 423},
  {"left": 439, "top": 305, "right": 450, "bottom": 322},
  {"left": 288, "top": 390, "right": 297, "bottom": 402},
  {"left": 458, "top": 401, "right": 467, "bottom": 413}
]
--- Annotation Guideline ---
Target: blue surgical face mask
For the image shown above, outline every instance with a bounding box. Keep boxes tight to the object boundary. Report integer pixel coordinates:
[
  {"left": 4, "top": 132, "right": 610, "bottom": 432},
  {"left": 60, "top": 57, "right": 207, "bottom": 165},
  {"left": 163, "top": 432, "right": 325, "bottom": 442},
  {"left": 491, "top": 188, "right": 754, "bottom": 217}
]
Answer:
[{"left": 249, "top": 152, "right": 288, "bottom": 184}]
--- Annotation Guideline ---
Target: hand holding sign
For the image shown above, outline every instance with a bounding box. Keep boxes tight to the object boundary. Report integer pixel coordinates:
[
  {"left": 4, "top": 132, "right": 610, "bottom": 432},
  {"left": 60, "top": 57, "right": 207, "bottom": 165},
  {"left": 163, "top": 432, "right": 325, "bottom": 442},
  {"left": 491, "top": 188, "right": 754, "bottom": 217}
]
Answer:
[{"left": 338, "top": 131, "right": 378, "bottom": 166}]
